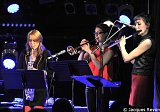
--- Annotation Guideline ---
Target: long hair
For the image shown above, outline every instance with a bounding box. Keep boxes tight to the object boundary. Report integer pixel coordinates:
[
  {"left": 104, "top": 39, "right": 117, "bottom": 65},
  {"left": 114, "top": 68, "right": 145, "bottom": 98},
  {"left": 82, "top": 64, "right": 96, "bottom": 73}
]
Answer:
[{"left": 25, "top": 29, "right": 46, "bottom": 56}]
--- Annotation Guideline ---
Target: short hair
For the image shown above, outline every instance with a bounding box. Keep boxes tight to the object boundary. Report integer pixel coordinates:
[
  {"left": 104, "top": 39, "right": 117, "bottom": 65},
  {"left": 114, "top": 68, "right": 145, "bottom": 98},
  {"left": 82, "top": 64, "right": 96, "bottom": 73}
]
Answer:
[
  {"left": 52, "top": 98, "right": 73, "bottom": 112},
  {"left": 133, "top": 12, "right": 151, "bottom": 25}
]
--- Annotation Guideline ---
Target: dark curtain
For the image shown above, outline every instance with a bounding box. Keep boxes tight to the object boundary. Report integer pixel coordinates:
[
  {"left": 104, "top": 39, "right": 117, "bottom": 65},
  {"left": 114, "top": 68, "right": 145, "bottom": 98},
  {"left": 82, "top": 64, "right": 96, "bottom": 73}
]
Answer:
[{"left": 152, "top": 0, "right": 160, "bottom": 108}]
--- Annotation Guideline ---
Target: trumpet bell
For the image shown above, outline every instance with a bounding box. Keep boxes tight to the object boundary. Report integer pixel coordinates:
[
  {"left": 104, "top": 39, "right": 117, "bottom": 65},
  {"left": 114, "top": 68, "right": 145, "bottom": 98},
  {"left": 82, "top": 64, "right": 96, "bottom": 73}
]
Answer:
[{"left": 67, "top": 46, "right": 77, "bottom": 55}]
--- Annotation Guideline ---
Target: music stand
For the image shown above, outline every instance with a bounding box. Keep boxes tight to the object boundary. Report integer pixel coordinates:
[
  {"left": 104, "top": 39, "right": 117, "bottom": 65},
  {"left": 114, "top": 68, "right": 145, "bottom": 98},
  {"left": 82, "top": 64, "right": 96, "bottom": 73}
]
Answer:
[
  {"left": 71, "top": 76, "right": 121, "bottom": 87},
  {"left": 48, "top": 61, "right": 72, "bottom": 82},
  {"left": 1, "top": 70, "right": 23, "bottom": 89},
  {"left": 48, "top": 61, "right": 72, "bottom": 105},
  {"left": 1, "top": 70, "right": 47, "bottom": 89},
  {"left": 48, "top": 60, "right": 93, "bottom": 105},
  {"left": 1, "top": 69, "right": 47, "bottom": 110},
  {"left": 22, "top": 70, "right": 47, "bottom": 89},
  {"left": 63, "top": 60, "right": 93, "bottom": 76},
  {"left": 71, "top": 75, "right": 121, "bottom": 112}
]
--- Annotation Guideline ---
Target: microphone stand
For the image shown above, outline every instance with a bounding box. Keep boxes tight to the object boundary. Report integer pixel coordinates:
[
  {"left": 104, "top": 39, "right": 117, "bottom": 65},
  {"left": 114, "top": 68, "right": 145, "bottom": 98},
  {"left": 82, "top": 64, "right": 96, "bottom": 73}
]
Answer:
[
  {"left": 99, "top": 45, "right": 104, "bottom": 78},
  {"left": 51, "top": 56, "right": 58, "bottom": 104},
  {"left": 99, "top": 46, "right": 104, "bottom": 112},
  {"left": 91, "top": 25, "right": 126, "bottom": 54},
  {"left": 46, "top": 56, "right": 58, "bottom": 106}
]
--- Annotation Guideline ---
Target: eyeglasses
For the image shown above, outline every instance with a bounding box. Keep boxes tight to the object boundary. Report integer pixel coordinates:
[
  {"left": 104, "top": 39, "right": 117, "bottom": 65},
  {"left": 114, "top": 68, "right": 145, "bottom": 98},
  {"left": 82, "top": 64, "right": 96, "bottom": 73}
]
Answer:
[{"left": 93, "top": 32, "right": 104, "bottom": 35}]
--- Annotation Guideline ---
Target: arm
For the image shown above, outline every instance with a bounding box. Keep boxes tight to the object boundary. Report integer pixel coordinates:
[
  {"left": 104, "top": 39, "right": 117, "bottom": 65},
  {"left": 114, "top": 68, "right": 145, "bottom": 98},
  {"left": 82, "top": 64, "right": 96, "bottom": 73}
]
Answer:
[
  {"left": 17, "top": 50, "right": 26, "bottom": 69},
  {"left": 119, "top": 36, "right": 152, "bottom": 63},
  {"left": 77, "top": 39, "right": 90, "bottom": 61},
  {"left": 42, "top": 50, "right": 52, "bottom": 76},
  {"left": 33, "top": 50, "right": 52, "bottom": 70},
  {"left": 78, "top": 51, "right": 89, "bottom": 61},
  {"left": 44, "top": 50, "right": 52, "bottom": 69},
  {"left": 78, "top": 39, "right": 114, "bottom": 69},
  {"left": 89, "top": 49, "right": 114, "bottom": 69},
  {"left": 18, "top": 53, "right": 23, "bottom": 69},
  {"left": 130, "top": 59, "right": 135, "bottom": 64}
]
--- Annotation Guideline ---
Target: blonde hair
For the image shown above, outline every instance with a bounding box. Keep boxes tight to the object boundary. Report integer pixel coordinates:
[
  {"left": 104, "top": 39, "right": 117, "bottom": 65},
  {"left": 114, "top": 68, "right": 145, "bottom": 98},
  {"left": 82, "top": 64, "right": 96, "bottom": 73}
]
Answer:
[{"left": 25, "top": 29, "right": 46, "bottom": 55}]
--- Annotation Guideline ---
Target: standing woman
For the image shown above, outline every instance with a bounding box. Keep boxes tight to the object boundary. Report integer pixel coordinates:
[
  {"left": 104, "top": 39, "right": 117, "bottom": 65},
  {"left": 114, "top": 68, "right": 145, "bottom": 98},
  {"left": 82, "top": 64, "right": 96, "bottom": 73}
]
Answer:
[
  {"left": 119, "top": 13, "right": 157, "bottom": 108},
  {"left": 78, "top": 23, "right": 114, "bottom": 112},
  {"left": 18, "top": 29, "right": 52, "bottom": 112}
]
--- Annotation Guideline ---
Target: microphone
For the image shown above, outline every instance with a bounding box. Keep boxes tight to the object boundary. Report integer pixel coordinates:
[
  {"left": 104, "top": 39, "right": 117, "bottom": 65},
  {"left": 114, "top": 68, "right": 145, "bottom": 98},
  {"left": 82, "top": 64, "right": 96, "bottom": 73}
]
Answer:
[{"left": 47, "top": 50, "right": 66, "bottom": 59}]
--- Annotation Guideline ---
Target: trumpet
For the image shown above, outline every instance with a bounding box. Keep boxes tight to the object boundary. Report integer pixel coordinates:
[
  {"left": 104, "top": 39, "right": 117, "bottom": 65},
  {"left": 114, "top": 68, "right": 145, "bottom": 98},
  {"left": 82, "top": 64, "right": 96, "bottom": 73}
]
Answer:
[{"left": 67, "top": 39, "right": 96, "bottom": 55}]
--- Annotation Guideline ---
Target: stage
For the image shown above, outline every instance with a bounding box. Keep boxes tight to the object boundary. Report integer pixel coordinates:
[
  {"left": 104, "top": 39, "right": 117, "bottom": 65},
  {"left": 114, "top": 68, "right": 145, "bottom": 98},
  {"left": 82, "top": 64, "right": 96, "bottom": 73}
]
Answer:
[
  {"left": 0, "top": 106, "right": 88, "bottom": 112},
  {"left": 0, "top": 97, "right": 88, "bottom": 112},
  {"left": 0, "top": 98, "right": 116, "bottom": 112}
]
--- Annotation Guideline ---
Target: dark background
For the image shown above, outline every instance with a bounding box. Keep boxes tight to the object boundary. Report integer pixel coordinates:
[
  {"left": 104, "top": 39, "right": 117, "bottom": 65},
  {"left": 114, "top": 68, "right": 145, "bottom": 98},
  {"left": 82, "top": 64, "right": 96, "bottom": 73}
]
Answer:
[{"left": 0, "top": 0, "right": 160, "bottom": 107}]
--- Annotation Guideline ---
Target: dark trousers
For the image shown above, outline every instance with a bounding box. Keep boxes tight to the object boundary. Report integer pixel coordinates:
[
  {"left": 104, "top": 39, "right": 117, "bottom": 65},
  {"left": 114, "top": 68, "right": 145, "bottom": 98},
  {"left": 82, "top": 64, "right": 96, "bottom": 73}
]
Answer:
[{"left": 86, "top": 86, "right": 111, "bottom": 112}]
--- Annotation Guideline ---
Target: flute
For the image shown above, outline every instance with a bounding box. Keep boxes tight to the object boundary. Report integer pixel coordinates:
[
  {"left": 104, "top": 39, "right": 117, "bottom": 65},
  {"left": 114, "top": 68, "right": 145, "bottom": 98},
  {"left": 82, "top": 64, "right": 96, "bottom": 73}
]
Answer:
[{"left": 108, "top": 31, "right": 141, "bottom": 48}]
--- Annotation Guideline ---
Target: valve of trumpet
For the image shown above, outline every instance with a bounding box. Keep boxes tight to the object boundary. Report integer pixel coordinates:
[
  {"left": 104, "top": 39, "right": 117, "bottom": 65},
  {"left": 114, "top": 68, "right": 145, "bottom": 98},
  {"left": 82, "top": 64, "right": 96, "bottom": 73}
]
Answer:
[{"left": 67, "top": 45, "right": 76, "bottom": 55}]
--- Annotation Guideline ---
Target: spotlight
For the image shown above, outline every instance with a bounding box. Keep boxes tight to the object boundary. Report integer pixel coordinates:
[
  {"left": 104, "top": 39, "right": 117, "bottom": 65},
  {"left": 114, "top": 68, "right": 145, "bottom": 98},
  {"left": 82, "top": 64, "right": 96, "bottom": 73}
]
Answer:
[
  {"left": 23, "top": 24, "right": 27, "bottom": 27},
  {"left": 2, "top": 23, "right": 5, "bottom": 27},
  {"left": 119, "top": 15, "right": 131, "bottom": 25},
  {"left": 1, "top": 48, "right": 18, "bottom": 70},
  {"left": 118, "top": 4, "right": 134, "bottom": 23},
  {"left": 11, "top": 23, "right": 14, "bottom": 27},
  {"left": 19, "top": 24, "right": 23, "bottom": 27},
  {"left": 3, "top": 58, "right": 16, "bottom": 69},
  {"left": 1, "top": 34, "right": 18, "bottom": 70},
  {"left": 64, "top": 2, "right": 76, "bottom": 15},
  {"left": 85, "top": 4, "right": 97, "bottom": 15},
  {"left": 15, "top": 23, "right": 18, "bottom": 27},
  {"left": 6, "top": 23, "right": 10, "bottom": 27},
  {"left": 105, "top": 3, "right": 118, "bottom": 17},
  {"left": 7, "top": 3, "right": 20, "bottom": 14}
]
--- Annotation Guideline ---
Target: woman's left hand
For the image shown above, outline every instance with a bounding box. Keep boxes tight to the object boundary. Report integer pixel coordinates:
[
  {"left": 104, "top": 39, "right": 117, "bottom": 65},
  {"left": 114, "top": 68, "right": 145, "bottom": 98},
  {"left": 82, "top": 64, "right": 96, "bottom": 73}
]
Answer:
[
  {"left": 119, "top": 36, "right": 126, "bottom": 47},
  {"left": 33, "top": 68, "right": 38, "bottom": 70}
]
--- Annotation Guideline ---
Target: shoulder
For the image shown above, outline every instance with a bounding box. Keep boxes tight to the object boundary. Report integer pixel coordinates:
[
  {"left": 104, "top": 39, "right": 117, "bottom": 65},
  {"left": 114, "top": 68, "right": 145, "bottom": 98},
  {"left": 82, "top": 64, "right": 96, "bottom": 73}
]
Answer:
[
  {"left": 19, "top": 49, "right": 27, "bottom": 55},
  {"left": 43, "top": 49, "right": 51, "bottom": 56},
  {"left": 104, "top": 47, "right": 114, "bottom": 53},
  {"left": 137, "top": 39, "right": 152, "bottom": 51},
  {"left": 141, "top": 39, "right": 152, "bottom": 46},
  {"left": 104, "top": 47, "right": 114, "bottom": 56}
]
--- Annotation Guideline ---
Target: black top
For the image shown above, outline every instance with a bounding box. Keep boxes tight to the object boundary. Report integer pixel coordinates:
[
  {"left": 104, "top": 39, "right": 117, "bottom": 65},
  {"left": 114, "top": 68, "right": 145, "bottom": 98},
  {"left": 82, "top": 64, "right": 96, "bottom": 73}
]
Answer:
[
  {"left": 132, "top": 34, "right": 157, "bottom": 76},
  {"left": 17, "top": 49, "right": 52, "bottom": 106},
  {"left": 18, "top": 49, "right": 51, "bottom": 70}
]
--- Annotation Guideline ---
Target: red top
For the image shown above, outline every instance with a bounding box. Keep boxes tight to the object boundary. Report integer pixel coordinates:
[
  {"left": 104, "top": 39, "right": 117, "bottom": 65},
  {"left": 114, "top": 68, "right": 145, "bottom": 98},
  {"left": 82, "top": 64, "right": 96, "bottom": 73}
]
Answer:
[{"left": 88, "top": 45, "right": 112, "bottom": 81}]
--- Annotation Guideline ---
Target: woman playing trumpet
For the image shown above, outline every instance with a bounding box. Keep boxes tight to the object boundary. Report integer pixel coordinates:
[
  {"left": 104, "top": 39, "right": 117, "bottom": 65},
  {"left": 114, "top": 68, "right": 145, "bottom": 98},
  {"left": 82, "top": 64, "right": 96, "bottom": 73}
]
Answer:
[{"left": 78, "top": 23, "right": 115, "bottom": 112}]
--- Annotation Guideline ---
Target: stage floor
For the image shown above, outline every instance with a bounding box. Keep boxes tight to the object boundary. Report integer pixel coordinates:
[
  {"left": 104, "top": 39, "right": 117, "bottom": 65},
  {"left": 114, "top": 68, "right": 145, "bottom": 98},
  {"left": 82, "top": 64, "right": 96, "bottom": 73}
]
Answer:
[{"left": 0, "top": 106, "right": 88, "bottom": 112}]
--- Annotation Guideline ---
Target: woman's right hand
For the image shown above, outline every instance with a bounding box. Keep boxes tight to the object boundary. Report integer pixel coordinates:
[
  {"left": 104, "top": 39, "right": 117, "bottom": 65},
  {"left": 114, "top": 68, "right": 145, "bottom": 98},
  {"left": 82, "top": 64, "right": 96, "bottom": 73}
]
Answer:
[
  {"left": 80, "top": 39, "right": 88, "bottom": 45},
  {"left": 80, "top": 39, "right": 90, "bottom": 52}
]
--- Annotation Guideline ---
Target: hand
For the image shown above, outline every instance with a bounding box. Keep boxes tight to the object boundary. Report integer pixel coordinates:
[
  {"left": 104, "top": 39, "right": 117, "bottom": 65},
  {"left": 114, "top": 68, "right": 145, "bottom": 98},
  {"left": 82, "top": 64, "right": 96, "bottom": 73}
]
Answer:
[
  {"left": 119, "top": 36, "right": 126, "bottom": 47},
  {"left": 43, "top": 70, "right": 47, "bottom": 75},
  {"left": 80, "top": 39, "right": 89, "bottom": 46},
  {"left": 33, "top": 68, "right": 38, "bottom": 70},
  {"left": 80, "top": 39, "right": 90, "bottom": 52}
]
